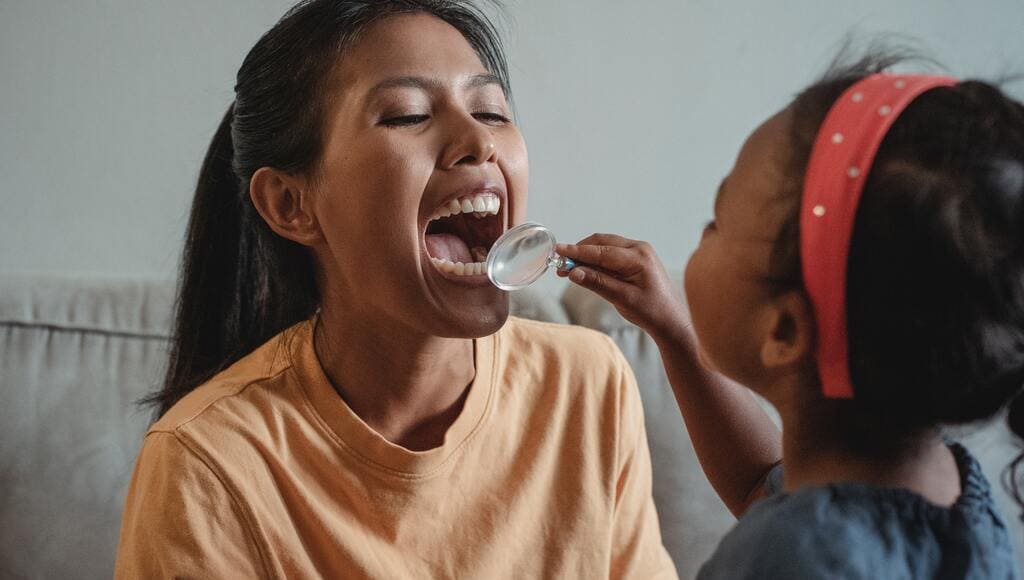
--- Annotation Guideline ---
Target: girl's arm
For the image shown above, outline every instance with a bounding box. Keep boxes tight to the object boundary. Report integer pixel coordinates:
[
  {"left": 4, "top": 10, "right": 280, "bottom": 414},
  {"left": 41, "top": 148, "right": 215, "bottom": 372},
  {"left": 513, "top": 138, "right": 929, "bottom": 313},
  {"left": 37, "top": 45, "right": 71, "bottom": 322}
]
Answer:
[{"left": 558, "top": 235, "right": 782, "bottom": 517}]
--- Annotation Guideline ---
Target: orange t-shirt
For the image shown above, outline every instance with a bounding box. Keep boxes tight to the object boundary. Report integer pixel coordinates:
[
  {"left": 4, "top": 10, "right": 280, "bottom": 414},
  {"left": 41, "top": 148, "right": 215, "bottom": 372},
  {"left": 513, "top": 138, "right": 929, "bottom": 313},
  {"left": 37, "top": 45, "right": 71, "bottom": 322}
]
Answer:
[{"left": 115, "top": 317, "right": 676, "bottom": 579}]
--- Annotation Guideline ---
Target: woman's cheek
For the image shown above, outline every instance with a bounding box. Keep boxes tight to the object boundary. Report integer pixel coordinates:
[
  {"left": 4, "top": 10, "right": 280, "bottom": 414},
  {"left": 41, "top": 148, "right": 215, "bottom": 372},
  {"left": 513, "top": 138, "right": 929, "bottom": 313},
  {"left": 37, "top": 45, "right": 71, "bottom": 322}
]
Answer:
[{"left": 502, "top": 142, "right": 529, "bottom": 226}]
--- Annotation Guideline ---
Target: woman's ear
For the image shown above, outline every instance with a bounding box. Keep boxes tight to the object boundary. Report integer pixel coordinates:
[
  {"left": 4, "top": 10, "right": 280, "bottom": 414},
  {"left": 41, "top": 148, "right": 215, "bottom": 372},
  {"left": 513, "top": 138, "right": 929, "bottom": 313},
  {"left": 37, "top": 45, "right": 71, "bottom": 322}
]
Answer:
[
  {"left": 760, "top": 290, "right": 815, "bottom": 371},
  {"left": 249, "top": 166, "right": 322, "bottom": 246}
]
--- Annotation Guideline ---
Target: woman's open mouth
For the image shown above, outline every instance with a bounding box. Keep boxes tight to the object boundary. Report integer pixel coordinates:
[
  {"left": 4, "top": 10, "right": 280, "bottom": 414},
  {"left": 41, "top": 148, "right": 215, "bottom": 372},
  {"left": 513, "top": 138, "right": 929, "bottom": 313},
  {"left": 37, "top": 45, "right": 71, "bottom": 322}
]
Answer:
[{"left": 424, "top": 192, "right": 503, "bottom": 278}]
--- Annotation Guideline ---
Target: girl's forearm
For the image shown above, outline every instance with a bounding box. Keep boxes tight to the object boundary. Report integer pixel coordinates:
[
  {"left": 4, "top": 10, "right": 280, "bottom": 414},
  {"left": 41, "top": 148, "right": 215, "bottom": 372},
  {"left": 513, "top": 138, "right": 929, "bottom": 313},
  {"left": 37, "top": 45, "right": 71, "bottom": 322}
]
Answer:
[{"left": 652, "top": 328, "right": 782, "bottom": 517}]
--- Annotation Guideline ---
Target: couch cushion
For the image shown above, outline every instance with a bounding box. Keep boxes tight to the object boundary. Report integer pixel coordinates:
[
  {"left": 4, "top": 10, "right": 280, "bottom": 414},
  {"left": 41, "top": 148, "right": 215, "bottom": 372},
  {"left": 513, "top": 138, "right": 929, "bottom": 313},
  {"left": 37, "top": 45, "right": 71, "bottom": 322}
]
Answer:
[
  {"left": 1, "top": 274, "right": 174, "bottom": 337},
  {"left": 0, "top": 274, "right": 172, "bottom": 580}
]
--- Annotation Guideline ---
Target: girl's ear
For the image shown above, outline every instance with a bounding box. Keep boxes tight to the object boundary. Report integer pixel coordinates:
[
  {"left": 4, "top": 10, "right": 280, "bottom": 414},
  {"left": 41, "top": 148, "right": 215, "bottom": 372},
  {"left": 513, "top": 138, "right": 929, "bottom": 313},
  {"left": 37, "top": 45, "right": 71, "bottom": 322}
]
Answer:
[
  {"left": 249, "top": 167, "right": 323, "bottom": 247},
  {"left": 760, "top": 290, "right": 816, "bottom": 371}
]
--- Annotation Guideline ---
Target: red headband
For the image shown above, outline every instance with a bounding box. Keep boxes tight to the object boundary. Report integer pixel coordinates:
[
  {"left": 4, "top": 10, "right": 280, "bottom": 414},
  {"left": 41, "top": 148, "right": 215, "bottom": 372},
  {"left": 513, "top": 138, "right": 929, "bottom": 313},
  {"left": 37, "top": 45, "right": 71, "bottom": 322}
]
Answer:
[{"left": 800, "top": 73, "right": 957, "bottom": 399}]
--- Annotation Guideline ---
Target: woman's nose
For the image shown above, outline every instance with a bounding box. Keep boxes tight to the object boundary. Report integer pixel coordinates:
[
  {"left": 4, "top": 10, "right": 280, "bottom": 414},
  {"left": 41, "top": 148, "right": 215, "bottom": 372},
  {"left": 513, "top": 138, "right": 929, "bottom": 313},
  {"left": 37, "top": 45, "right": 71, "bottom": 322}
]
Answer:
[{"left": 440, "top": 114, "right": 497, "bottom": 168}]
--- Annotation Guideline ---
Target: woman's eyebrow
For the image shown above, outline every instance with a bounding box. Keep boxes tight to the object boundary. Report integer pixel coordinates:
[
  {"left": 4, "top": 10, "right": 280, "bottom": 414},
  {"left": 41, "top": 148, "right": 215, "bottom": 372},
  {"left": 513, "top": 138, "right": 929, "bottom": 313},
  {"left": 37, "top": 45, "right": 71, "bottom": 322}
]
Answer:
[
  {"left": 466, "top": 73, "right": 503, "bottom": 90},
  {"left": 367, "top": 73, "right": 502, "bottom": 97}
]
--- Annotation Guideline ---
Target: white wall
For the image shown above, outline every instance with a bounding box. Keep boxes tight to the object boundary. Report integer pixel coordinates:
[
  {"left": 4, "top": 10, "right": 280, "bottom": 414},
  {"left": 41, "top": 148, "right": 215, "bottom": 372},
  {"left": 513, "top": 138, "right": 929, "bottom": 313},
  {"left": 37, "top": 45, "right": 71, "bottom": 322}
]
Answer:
[{"left": 2, "top": 0, "right": 1023, "bottom": 294}]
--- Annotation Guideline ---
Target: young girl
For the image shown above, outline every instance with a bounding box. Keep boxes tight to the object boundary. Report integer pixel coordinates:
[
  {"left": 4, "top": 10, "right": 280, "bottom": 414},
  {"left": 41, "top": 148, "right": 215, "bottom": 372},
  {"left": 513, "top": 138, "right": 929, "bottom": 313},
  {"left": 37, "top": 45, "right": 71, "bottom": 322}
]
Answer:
[{"left": 558, "top": 54, "right": 1024, "bottom": 577}]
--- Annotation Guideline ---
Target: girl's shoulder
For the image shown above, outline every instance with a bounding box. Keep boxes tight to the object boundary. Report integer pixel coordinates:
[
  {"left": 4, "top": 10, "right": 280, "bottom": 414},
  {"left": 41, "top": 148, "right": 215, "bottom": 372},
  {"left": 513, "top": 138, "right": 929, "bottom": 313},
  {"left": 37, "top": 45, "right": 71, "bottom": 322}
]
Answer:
[
  {"left": 698, "top": 484, "right": 887, "bottom": 579},
  {"left": 697, "top": 444, "right": 1020, "bottom": 579}
]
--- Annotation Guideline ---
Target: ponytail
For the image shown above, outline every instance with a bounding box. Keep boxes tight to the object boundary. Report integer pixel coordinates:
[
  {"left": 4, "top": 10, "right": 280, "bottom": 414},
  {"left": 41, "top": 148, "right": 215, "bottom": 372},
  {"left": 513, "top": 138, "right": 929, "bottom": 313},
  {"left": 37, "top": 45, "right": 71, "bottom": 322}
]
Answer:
[{"left": 145, "top": 104, "right": 317, "bottom": 417}]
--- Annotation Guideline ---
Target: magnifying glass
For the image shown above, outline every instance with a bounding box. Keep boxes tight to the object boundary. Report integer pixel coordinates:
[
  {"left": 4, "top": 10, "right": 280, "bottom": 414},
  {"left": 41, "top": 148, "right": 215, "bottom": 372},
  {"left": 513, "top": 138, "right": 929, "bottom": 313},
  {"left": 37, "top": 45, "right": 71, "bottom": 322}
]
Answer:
[{"left": 485, "top": 222, "right": 576, "bottom": 291}]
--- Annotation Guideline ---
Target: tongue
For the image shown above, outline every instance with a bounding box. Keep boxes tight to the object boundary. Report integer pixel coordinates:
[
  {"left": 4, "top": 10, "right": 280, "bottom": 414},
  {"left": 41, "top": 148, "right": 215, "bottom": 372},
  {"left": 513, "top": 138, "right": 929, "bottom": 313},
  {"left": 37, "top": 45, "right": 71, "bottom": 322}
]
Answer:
[{"left": 425, "top": 233, "right": 472, "bottom": 263}]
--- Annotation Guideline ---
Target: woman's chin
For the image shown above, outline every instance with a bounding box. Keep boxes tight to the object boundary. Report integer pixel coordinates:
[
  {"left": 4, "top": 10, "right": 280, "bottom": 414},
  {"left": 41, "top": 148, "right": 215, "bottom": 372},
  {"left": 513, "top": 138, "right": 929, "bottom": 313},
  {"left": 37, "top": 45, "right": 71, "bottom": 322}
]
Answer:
[{"left": 431, "top": 294, "right": 510, "bottom": 339}]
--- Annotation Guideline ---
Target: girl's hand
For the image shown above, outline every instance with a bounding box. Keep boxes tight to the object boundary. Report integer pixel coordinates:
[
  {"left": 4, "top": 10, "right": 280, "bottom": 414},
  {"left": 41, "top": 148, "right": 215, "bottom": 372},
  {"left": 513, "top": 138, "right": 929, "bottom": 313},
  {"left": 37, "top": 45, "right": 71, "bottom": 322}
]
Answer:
[{"left": 556, "top": 234, "right": 689, "bottom": 344}]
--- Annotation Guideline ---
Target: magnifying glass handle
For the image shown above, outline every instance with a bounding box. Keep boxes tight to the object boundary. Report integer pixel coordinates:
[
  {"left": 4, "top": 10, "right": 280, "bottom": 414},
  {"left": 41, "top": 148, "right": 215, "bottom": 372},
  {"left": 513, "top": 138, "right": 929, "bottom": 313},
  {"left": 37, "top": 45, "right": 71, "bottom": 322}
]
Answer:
[{"left": 550, "top": 255, "right": 576, "bottom": 272}]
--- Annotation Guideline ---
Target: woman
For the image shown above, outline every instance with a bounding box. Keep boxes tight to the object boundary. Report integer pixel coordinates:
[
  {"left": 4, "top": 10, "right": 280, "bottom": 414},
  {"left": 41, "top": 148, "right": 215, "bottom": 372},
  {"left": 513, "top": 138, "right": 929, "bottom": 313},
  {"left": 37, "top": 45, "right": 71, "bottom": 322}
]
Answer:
[{"left": 114, "top": 1, "right": 675, "bottom": 578}]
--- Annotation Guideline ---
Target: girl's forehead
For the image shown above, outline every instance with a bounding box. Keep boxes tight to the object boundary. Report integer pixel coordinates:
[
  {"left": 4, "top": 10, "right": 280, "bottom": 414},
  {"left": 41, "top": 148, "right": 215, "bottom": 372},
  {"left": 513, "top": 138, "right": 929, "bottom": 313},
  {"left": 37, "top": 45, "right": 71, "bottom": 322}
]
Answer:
[
  {"left": 735, "top": 109, "right": 792, "bottom": 185},
  {"left": 721, "top": 109, "right": 795, "bottom": 237}
]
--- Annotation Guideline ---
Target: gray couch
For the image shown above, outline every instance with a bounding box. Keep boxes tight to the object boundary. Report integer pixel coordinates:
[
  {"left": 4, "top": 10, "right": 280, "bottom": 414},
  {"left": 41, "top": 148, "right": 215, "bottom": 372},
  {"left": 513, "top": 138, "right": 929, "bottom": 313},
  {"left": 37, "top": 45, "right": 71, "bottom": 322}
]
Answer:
[{"left": 2, "top": 273, "right": 1021, "bottom": 579}]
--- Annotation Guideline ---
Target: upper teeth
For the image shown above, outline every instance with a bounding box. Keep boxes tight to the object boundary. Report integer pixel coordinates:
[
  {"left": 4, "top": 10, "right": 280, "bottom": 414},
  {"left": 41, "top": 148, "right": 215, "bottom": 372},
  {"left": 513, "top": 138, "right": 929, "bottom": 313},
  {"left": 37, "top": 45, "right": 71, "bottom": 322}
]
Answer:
[{"left": 430, "top": 193, "right": 501, "bottom": 221}]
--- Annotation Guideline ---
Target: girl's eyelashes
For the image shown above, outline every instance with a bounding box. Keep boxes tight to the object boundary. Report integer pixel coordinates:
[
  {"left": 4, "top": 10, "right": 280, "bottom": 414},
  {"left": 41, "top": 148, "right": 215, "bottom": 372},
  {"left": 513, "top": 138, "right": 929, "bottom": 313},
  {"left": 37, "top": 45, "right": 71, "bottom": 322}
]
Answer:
[{"left": 700, "top": 221, "right": 716, "bottom": 241}]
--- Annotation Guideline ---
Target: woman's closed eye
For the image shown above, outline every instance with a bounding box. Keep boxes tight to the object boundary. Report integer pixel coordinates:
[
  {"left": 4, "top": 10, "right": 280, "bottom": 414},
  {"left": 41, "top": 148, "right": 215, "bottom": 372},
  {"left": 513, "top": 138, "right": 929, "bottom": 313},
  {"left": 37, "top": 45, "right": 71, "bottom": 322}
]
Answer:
[
  {"left": 473, "top": 111, "right": 510, "bottom": 125},
  {"left": 379, "top": 111, "right": 511, "bottom": 128},
  {"left": 380, "top": 114, "right": 430, "bottom": 127}
]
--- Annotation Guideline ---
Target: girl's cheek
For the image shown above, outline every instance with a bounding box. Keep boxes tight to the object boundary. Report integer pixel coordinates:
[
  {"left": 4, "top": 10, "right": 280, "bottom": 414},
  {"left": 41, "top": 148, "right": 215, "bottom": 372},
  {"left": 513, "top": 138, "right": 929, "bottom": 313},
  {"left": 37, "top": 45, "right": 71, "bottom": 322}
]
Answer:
[{"left": 682, "top": 252, "right": 701, "bottom": 314}]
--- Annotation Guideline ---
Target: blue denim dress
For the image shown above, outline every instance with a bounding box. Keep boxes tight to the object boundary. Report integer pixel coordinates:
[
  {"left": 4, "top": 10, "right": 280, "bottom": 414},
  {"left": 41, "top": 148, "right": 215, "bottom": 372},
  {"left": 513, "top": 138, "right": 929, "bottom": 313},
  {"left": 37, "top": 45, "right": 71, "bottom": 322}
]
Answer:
[{"left": 698, "top": 444, "right": 1020, "bottom": 579}]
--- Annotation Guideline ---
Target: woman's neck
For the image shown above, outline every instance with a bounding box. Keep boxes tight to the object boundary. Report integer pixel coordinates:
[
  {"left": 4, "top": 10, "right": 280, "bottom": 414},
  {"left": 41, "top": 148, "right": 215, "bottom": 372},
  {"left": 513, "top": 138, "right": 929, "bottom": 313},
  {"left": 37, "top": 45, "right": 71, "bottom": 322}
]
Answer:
[
  {"left": 771, "top": 381, "right": 962, "bottom": 507},
  {"left": 314, "top": 302, "right": 477, "bottom": 452}
]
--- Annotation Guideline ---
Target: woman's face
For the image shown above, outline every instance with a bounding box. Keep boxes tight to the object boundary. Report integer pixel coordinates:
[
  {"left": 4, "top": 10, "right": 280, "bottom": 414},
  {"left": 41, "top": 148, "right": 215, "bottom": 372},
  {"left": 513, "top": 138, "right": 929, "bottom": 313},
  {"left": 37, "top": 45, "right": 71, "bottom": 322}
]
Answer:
[
  {"left": 683, "top": 109, "right": 796, "bottom": 388},
  {"left": 311, "top": 13, "right": 527, "bottom": 338}
]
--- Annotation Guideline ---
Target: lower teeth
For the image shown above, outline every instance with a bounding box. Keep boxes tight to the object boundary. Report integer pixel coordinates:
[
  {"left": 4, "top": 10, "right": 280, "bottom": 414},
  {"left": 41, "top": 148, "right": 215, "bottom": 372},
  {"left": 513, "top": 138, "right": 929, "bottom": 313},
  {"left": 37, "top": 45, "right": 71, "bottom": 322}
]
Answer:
[{"left": 431, "top": 258, "right": 486, "bottom": 276}]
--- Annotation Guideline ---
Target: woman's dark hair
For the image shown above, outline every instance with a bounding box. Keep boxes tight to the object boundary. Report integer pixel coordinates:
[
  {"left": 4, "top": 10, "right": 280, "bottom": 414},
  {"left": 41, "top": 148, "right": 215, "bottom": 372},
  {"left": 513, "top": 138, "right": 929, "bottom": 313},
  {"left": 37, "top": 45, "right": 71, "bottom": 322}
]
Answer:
[
  {"left": 145, "top": 0, "right": 511, "bottom": 417},
  {"left": 767, "top": 47, "right": 1024, "bottom": 510}
]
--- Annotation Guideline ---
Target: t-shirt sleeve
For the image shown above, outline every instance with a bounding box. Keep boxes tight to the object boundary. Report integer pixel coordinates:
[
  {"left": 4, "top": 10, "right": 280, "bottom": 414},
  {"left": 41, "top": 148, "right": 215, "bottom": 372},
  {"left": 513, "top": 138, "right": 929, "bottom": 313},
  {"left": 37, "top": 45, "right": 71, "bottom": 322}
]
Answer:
[
  {"left": 607, "top": 341, "right": 679, "bottom": 579},
  {"left": 114, "top": 431, "right": 268, "bottom": 579}
]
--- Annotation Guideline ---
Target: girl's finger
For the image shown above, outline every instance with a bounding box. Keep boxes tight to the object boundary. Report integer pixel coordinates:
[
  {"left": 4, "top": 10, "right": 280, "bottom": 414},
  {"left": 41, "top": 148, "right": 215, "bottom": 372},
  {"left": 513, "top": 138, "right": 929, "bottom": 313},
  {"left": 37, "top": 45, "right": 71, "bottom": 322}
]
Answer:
[
  {"left": 567, "top": 266, "right": 636, "bottom": 305},
  {"left": 576, "top": 233, "right": 638, "bottom": 248},
  {"left": 556, "top": 243, "right": 638, "bottom": 275}
]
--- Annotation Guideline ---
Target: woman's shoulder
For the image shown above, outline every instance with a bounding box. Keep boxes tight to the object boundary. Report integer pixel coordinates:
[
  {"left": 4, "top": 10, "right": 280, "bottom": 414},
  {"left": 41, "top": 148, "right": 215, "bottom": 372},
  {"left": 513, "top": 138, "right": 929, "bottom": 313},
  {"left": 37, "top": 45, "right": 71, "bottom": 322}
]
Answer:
[
  {"left": 494, "top": 317, "right": 641, "bottom": 429},
  {"left": 150, "top": 327, "right": 302, "bottom": 437},
  {"left": 499, "top": 316, "right": 627, "bottom": 368},
  {"left": 497, "top": 316, "right": 635, "bottom": 395}
]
